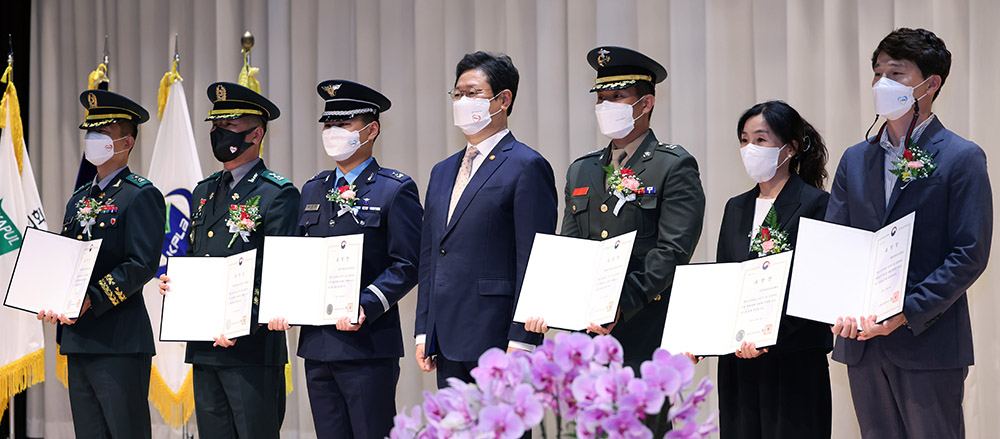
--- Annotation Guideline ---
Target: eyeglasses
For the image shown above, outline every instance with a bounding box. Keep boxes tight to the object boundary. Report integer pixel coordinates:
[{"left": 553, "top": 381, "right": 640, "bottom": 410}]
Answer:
[{"left": 447, "top": 88, "right": 492, "bottom": 101}]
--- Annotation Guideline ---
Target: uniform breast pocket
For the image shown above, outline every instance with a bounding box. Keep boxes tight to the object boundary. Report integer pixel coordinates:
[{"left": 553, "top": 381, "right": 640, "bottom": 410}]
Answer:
[
  {"left": 356, "top": 211, "right": 381, "bottom": 229},
  {"left": 569, "top": 197, "right": 590, "bottom": 238},
  {"left": 299, "top": 211, "right": 321, "bottom": 236},
  {"left": 93, "top": 213, "right": 120, "bottom": 246},
  {"left": 635, "top": 195, "right": 659, "bottom": 238}
]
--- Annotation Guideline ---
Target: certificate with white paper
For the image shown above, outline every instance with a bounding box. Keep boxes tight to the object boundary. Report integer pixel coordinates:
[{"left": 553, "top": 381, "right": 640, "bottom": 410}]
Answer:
[
  {"left": 4, "top": 227, "right": 102, "bottom": 319},
  {"left": 786, "top": 212, "right": 914, "bottom": 325},
  {"left": 660, "top": 251, "right": 794, "bottom": 356},
  {"left": 513, "top": 231, "right": 636, "bottom": 331},
  {"left": 160, "top": 248, "right": 257, "bottom": 341},
  {"left": 258, "top": 234, "right": 364, "bottom": 326}
]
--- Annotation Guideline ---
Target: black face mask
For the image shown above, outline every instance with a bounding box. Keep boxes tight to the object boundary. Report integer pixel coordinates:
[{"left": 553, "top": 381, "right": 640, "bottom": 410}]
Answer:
[{"left": 210, "top": 126, "right": 256, "bottom": 162}]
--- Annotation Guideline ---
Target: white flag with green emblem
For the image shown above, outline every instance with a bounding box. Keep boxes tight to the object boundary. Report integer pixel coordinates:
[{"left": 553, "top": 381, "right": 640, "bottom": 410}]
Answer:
[{"left": 0, "top": 65, "right": 47, "bottom": 416}]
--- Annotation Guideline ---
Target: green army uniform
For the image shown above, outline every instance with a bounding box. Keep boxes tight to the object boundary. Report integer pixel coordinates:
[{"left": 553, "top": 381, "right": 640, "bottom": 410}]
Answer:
[
  {"left": 184, "top": 82, "right": 300, "bottom": 439},
  {"left": 563, "top": 47, "right": 706, "bottom": 369},
  {"left": 60, "top": 90, "right": 165, "bottom": 439}
]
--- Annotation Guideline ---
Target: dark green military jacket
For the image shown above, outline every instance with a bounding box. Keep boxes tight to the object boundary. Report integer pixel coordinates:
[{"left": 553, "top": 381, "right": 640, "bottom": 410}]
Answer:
[
  {"left": 59, "top": 167, "right": 165, "bottom": 355},
  {"left": 184, "top": 160, "right": 300, "bottom": 366},
  {"left": 562, "top": 130, "right": 705, "bottom": 362}
]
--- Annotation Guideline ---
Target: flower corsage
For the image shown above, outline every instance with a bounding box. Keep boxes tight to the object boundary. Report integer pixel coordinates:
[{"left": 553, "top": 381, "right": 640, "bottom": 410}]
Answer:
[
  {"left": 326, "top": 184, "right": 359, "bottom": 219},
  {"left": 226, "top": 195, "right": 261, "bottom": 248},
  {"left": 889, "top": 141, "right": 937, "bottom": 184},
  {"left": 749, "top": 205, "right": 791, "bottom": 256},
  {"left": 74, "top": 197, "right": 113, "bottom": 239},
  {"left": 603, "top": 165, "right": 642, "bottom": 216}
]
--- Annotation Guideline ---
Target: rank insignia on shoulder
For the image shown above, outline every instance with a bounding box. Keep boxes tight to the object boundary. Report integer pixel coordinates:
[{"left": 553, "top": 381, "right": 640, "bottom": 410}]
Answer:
[
  {"left": 392, "top": 171, "right": 404, "bottom": 179},
  {"left": 572, "top": 187, "right": 589, "bottom": 196},
  {"left": 125, "top": 174, "right": 151, "bottom": 187},
  {"left": 304, "top": 204, "right": 321, "bottom": 212}
]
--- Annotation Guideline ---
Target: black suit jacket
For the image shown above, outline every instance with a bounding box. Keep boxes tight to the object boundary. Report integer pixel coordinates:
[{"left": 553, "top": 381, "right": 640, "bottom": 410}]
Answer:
[
  {"left": 717, "top": 173, "right": 832, "bottom": 354},
  {"left": 59, "top": 167, "right": 165, "bottom": 355}
]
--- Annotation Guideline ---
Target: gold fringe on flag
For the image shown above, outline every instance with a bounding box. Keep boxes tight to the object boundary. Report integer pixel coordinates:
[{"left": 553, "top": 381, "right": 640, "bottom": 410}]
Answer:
[
  {"left": 157, "top": 60, "right": 183, "bottom": 120},
  {"left": 148, "top": 365, "right": 195, "bottom": 428},
  {"left": 0, "top": 65, "right": 25, "bottom": 174},
  {"left": 55, "top": 344, "right": 68, "bottom": 387},
  {"left": 285, "top": 363, "right": 292, "bottom": 395},
  {"left": 0, "top": 348, "right": 45, "bottom": 417}
]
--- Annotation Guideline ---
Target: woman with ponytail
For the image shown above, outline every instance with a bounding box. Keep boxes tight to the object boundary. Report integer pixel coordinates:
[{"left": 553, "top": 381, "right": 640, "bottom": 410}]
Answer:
[{"left": 715, "top": 100, "right": 832, "bottom": 438}]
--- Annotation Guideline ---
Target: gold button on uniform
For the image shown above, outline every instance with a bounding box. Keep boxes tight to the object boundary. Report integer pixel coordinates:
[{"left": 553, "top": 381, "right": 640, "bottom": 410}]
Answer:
[
  {"left": 99, "top": 222, "right": 105, "bottom": 228},
  {"left": 571, "top": 205, "right": 577, "bottom": 211},
  {"left": 600, "top": 204, "right": 608, "bottom": 213},
  {"left": 601, "top": 230, "right": 609, "bottom": 239},
  {"left": 77, "top": 235, "right": 83, "bottom": 240},
  {"left": 653, "top": 294, "right": 662, "bottom": 301},
  {"left": 208, "top": 231, "right": 214, "bottom": 238}
]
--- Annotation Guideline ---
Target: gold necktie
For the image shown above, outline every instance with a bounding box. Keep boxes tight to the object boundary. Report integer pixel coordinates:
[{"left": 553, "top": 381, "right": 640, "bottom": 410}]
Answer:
[{"left": 448, "top": 146, "right": 480, "bottom": 223}]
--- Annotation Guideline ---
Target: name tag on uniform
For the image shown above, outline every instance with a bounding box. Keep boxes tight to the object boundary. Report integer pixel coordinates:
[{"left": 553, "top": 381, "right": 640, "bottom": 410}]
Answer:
[
  {"left": 304, "top": 204, "right": 321, "bottom": 212},
  {"left": 572, "top": 187, "right": 589, "bottom": 196}
]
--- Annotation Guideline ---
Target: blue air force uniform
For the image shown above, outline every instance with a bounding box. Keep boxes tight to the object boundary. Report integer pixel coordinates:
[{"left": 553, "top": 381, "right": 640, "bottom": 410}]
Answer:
[
  {"left": 60, "top": 90, "right": 165, "bottom": 439},
  {"left": 295, "top": 80, "right": 422, "bottom": 439},
  {"left": 183, "top": 82, "right": 300, "bottom": 439}
]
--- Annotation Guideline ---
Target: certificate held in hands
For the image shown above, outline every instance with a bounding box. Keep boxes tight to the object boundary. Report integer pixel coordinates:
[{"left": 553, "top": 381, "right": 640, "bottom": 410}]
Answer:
[
  {"left": 786, "top": 212, "right": 915, "bottom": 325},
  {"left": 4, "top": 227, "right": 102, "bottom": 319},
  {"left": 513, "top": 231, "right": 636, "bottom": 331},
  {"left": 160, "top": 248, "right": 257, "bottom": 342},
  {"left": 661, "top": 251, "right": 794, "bottom": 356},
  {"left": 258, "top": 234, "right": 363, "bottom": 326}
]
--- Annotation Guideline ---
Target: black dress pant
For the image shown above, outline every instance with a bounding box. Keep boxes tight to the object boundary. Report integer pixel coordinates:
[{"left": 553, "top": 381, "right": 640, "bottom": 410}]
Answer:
[
  {"left": 305, "top": 358, "right": 400, "bottom": 439},
  {"left": 67, "top": 353, "right": 152, "bottom": 439},
  {"left": 192, "top": 364, "right": 285, "bottom": 439}
]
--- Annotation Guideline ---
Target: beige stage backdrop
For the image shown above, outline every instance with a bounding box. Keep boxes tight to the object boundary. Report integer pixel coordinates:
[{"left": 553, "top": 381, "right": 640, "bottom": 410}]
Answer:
[{"left": 22, "top": 0, "right": 999, "bottom": 438}]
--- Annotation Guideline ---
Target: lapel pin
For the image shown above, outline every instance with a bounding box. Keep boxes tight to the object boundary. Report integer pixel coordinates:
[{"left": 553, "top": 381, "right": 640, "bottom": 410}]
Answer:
[
  {"left": 368, "top": 173, "right": 375, "bottom": 182},
  {"left": 232, "top": 193, "right": 240, "bottom": 200},
  {"left": 643, "top": 151, "right": 652, "bottom": 159},
  {"left": 489, "top": 155, "right": 496, "bottom": 160}
]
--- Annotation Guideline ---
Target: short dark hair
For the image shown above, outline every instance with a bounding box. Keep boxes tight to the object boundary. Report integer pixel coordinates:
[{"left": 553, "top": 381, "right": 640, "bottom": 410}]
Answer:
[
  {"left": 632, "top": 81, "right": 655, "bottom": 120},
  {"left": 455, "top": 51, "right": 519, "bottom": 116},
  {"left": 871, "top": 28, "right": 951, "bottom": 101},
  {"left": 244, "top": 115, "right": 268, "bottom": 138},
  {"left": 737, "top": 100, "right": 828, "bottom": 189},
  {"left": 116, "top": 120, "right": 138, "bottom": 141}
]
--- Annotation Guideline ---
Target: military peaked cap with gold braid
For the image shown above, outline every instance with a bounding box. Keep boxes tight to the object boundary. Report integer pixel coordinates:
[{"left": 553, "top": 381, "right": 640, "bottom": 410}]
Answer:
[
  {"left": 205, "top": 81, "right": 280, "bottom": 121},
  {"left": 78, "top": 90, "right": 150, "bottom": 129},
  {"left": 316, "top": 79, "right": 391, "bottom": 123},
  {"left": 587, "top": 46, "right": 668, "bottom": 92}
]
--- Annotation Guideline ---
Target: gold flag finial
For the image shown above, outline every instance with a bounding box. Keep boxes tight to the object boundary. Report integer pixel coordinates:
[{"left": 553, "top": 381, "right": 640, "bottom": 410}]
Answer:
[{"left": 241, "top": 31, "right": 255, "bottom": 51}]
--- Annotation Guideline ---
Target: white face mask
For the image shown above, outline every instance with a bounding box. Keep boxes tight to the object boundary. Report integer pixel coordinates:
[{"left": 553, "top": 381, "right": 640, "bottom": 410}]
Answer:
[
  {"left": 740, "top": 143, "right": 789, "bottom": 183},
  {"left": 322, "top": 122, "right": 373, "bottom": 162},
  {"left": 83, "top": 131, "right": 128, "bottom": 166},
  {"left": 594, "top": 96, "right": 646, "bottom": 139},
  {"left": 453, "top": 95, "right": 501, "bottom": 136},
  {"left": 872, "top": 76, "right": 931, "bottom": 121}
]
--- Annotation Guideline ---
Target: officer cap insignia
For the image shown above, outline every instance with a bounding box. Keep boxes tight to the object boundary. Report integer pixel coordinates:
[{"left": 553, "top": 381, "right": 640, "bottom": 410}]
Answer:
[{"left": 596, "top": 48, "right": 611, "bottom": 67}]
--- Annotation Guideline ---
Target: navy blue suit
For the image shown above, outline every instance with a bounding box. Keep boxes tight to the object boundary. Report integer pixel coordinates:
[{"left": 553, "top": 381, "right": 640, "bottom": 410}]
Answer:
[
  {"left": 416, "top": 132, "right": 557, "bottom": 379},
  {"left": 826, "top": 117, "right": 992, "bottom": 438},
  {"left": 296, "top": 159, "right": 422, "bottom": 439}
]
